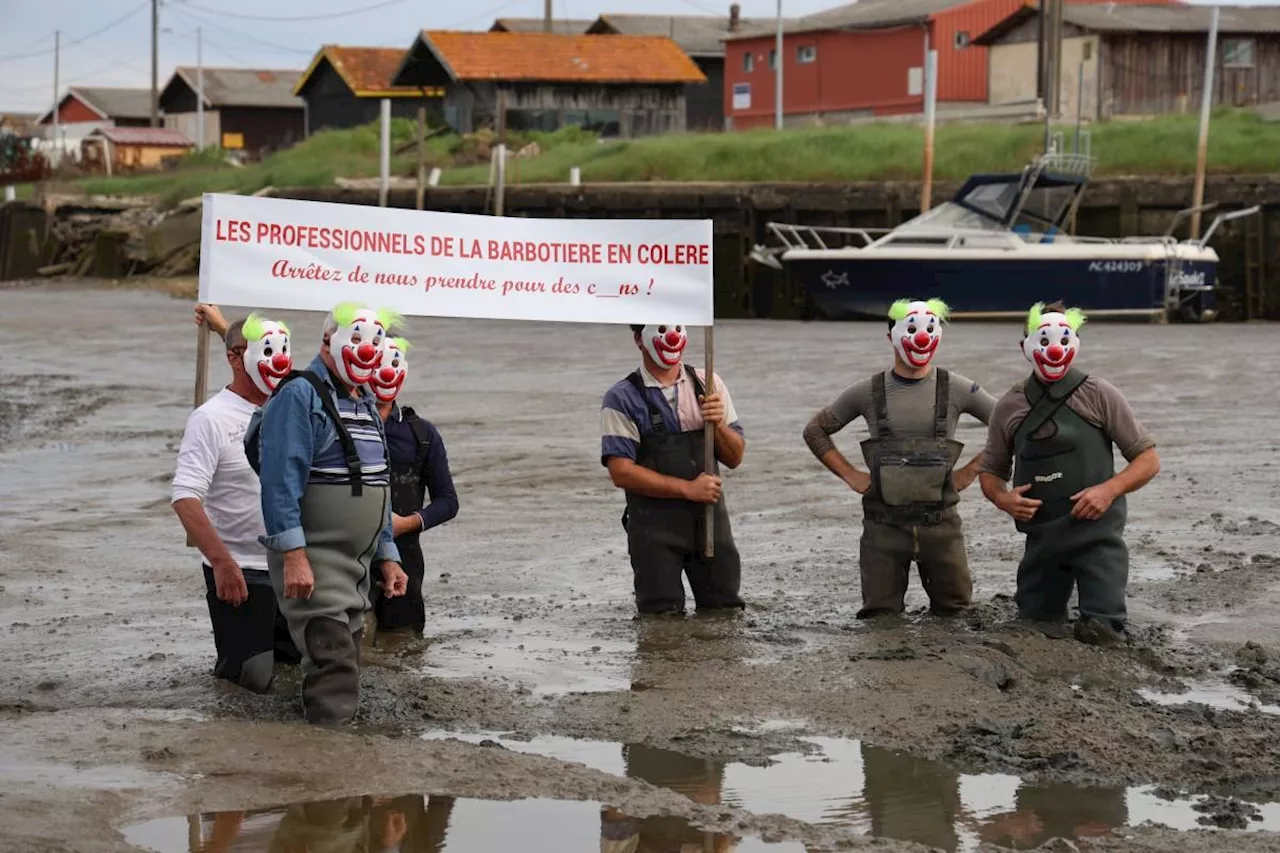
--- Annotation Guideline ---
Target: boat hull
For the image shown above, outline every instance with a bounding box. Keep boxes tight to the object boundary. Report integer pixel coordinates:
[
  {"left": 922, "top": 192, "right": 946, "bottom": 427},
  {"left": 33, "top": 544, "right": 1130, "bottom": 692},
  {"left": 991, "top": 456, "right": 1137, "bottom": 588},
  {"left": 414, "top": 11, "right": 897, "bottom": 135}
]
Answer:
[{"left": 791, "top": 255, "right": 1218, "bottom": 321}]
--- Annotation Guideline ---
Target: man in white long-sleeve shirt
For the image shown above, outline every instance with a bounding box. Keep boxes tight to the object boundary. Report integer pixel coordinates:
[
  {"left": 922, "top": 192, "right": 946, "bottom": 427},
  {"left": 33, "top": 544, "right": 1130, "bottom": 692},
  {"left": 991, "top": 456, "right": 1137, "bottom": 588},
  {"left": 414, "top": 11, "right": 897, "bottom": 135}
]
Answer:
[{"left": 171, "top": 306, "right": 300, "bottom": 693}]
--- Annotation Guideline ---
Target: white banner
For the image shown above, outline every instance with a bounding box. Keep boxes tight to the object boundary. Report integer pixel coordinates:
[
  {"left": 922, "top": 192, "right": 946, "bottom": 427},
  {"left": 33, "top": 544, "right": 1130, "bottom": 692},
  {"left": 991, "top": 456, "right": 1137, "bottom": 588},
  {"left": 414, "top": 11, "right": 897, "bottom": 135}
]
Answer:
[{"left": 198, "top": 193, "right": 714, "bottom": 325}]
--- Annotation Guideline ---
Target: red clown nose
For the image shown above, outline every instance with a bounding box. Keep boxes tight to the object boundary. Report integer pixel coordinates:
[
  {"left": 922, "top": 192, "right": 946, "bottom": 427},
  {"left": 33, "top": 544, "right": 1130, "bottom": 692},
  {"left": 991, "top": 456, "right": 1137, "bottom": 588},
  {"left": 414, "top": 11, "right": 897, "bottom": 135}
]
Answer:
[
  {"left": 664, "top": 330, "right": 682, "bottom": 347},
  {"left": 913, "top": 331, "right": 931, "bottom": 348},
  {"left": 1046, "top": 344, "right": 1065, "bottom": 362},
  {"left": 378, "top": 366, "right": 397, "bottom": 384},
  {"left": 271, "top": 353, "right": 289, "bottom": 371},
  {"left": 356, "top": 342, "right": 378, "bottom": 363}
]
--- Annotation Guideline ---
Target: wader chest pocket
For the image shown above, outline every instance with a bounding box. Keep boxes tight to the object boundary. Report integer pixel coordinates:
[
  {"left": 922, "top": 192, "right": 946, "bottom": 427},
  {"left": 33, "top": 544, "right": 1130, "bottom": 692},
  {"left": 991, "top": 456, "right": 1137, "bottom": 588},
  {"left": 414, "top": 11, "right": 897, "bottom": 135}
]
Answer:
[{"left": 872, "top": 450, "right": 953, "bottom": 507}]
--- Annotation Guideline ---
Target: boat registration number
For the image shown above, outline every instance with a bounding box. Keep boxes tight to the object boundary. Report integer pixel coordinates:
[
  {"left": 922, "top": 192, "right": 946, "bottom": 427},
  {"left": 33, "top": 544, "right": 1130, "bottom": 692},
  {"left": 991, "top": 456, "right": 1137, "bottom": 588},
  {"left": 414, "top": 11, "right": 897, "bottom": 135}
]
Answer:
[{"left": 1088, "top": 261, "right": 1146, "bottom": 273}]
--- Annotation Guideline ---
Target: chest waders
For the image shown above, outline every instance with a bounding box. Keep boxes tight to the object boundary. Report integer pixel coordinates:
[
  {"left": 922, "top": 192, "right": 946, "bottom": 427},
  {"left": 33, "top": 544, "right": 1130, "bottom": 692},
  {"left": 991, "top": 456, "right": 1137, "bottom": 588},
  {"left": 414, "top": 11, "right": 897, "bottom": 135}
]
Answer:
[
  {"left": 261, "top": 368, "right": 392, "bottom": 726},
  {"left": 1011, "top": 369, "right": 1128, "bottom": 631},
  {"left": 622, "top": 366, "right": 744, "bottom": 615},
  {"left": 855, "top": 370, "right": 972, "bottom": 618},
  {"left": 372, "top": 406, "right": 431, "bottom": 633}
]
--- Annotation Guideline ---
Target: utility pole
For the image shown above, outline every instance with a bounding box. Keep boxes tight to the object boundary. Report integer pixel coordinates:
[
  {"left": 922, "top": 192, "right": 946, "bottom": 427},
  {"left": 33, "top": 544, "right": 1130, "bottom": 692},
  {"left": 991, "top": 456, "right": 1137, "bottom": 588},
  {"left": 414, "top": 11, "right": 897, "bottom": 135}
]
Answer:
[
  {"left": 52, "top": 30, "right": 60, "bottom": 167},
  {"left": 151, "top": 0, "right": 159, "bottom": 127},
  {"left": 774, "top": 0, "right": 783, "bottom": 129},
  {"left": 196, "top": 27, "right": 204, "bottom": 148},
  {"left": 543, "top": 0, "right": 552, "bottom": 33},
  {"left": 1190, "top": 5, "right": 1220, "bottom": 240}
]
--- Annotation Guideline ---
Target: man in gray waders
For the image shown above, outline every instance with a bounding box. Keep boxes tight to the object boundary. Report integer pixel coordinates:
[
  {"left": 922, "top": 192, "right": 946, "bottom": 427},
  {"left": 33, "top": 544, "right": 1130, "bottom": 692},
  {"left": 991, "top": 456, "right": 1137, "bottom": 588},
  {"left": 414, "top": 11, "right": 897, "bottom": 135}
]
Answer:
[
  {"left": 803, "top": 299, "right": 995, "bottom": 619},
  {"left": 979, "top": 302, "right": 1161, "bottom": 646},
  {"left": 600, "top": 324, "right": 747, "bottom": 615},
  {"left": 250, "top": 302, "right": 409, "bottom": 725}
]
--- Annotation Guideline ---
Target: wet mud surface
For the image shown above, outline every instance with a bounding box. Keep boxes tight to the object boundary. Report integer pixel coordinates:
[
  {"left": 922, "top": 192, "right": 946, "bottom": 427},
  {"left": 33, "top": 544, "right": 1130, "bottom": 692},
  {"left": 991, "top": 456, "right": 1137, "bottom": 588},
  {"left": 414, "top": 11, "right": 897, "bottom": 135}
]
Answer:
[{"left": 3, "top": 280, "right": 1280, "bottom": 852}]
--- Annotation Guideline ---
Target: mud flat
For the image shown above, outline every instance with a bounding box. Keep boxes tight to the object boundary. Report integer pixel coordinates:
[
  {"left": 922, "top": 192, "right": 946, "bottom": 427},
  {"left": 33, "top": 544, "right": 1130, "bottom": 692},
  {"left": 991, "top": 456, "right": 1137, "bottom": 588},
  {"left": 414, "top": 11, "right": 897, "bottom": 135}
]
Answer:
[{"left": 2, "top": 280, "right": 1280, "bottom": 852}]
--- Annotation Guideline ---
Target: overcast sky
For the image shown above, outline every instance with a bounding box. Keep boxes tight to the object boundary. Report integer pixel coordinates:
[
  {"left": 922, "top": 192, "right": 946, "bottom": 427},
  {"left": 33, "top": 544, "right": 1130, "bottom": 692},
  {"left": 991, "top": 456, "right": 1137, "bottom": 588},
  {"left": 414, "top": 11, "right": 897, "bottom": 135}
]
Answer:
[{"left": 1, "top": 0, "right": 1274, "bottom": 113}]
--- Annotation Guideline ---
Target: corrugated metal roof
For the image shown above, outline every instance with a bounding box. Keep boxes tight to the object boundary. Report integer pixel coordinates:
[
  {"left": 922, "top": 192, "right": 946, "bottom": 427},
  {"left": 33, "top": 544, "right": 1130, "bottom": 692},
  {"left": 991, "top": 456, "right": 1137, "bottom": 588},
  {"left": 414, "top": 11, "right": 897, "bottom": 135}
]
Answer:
[
  {"left": 726, "top": 0, "right": 966, "bottom": 40},
  {"left": 410, "top": 31, "right": 707, "bottom": 85},
  {"left": 69, "top": 86, "right": 153, "bottom": 120},
  {"left": 490, "top": 17, "right": 594, "bottom": 35},
  {"left": 295, "top": 46, "right": 423, "bottom": 97},
  {"left": 170, "top": 67, "right": 304, "bottom": 108},
  {"left": 88, "top": 126, "right": 194, "bottom": 146},
  {"left": 974, "top": 3, "right": 1280, "bottom": 46},
  {"left": 587, "top": 13, "right": 787, "bottom": 57}
]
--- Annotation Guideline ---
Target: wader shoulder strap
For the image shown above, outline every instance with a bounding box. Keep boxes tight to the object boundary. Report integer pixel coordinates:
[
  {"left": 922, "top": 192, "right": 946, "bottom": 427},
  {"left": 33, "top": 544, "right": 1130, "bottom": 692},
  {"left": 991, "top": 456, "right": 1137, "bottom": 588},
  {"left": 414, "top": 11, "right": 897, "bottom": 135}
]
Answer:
[
  {"left": 400, "top": 406, "right": 433, "bottom": 473},
  {"left": 625, "top": 370, "right": 667, "bottom": 436},
  {"left": 871, "top": 372, "right": 892, "bottom": 435},
  {"left": 292, "top": 370, "right": 364, "bottom": 497},
  {"left": 1014, "top": 371, "right": 1090, "bottom": 453},
  {"left": 933, "top": 368, "right": 950, "bottom": 440},
  {"left": 684, "top": 364, "right": 707, "bottom": 399}
]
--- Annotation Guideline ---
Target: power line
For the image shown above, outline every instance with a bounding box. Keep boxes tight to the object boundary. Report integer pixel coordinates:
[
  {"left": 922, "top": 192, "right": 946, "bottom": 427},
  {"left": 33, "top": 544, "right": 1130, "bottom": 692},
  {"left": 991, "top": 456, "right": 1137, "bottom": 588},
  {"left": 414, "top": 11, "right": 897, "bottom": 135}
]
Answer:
[
  {"left": 175, "top": 0, "right": 412, "bottom": 23},
  {"left": 170, "top": 8, "right": 315, "bottom": 55},
  {"left": 0, "top": 1, "right": 149, "bottom": 64}
]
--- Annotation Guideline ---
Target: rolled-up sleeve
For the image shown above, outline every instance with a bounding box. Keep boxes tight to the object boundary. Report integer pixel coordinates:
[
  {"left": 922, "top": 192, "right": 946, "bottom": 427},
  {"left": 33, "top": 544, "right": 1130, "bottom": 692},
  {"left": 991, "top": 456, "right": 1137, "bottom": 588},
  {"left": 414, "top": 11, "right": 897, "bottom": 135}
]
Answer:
[
  {"left": 172, "top": 409, "right": 218, "bottom": 504},
  {"left": 979, "top": 393, "right": 1022, "bottom": 481},
  {"left": 601, "top": 385, "right": 641, "bottom": 465},
  {"left": 257, "top": 382, "right": 315, "bottom": 553},
  {"left": 374, "top": 500, "right": 401, "bottom": 564},
  {"left": 710, "top": 373, "right": 744, "bottom": 436}
]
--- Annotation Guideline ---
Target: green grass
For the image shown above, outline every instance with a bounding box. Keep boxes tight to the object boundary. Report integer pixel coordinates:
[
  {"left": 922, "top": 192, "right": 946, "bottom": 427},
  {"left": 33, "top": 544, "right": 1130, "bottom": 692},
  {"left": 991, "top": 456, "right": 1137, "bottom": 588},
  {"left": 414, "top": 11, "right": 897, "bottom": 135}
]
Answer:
[{"left": 70, "top": 108, "right": 1279, "bottom": 206}]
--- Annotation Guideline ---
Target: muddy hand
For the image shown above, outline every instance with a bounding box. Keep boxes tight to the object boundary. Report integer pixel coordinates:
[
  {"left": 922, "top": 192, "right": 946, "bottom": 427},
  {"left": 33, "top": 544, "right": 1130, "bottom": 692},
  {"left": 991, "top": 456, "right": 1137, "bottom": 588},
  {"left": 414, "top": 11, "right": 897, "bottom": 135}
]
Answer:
[
  {"left": 1001, "top": 484, "right": 1042, "bottom": 522},
  {"left": 698, "top": 393, "right": 725, "bottom": 427}
]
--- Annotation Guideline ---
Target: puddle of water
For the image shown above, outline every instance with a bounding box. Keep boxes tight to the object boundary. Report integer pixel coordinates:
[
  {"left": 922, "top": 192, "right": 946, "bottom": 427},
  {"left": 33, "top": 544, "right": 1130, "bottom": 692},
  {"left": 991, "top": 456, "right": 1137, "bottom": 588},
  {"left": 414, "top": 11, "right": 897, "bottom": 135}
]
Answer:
[
  {"left": 124, "top": 796, "right": 805, "bottom": 853},
  {"left": 1139, "top": 676, "right": 1280, "bottom": 717},
  {"left": 423, "top": 730, "right": 1280, "bottom": 852}
]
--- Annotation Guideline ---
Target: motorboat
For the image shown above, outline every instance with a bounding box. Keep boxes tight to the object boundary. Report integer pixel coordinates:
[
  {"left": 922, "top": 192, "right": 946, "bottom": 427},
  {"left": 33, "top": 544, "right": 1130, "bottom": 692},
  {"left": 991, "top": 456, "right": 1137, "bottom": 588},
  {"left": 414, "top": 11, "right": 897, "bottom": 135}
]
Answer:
[{"left": 751, "top": 152, "right": 1258, "bottom": 322}]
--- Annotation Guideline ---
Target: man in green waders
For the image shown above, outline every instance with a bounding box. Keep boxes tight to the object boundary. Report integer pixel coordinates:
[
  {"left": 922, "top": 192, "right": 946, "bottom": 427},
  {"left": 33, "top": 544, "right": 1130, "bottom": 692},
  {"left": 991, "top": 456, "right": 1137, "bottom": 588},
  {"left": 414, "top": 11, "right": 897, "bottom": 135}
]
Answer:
[
  {"left": 979, "top": 302, "right": 1161, "bottom": 646},
  {"left": 803, "top": 298, "right": 995, "bottom": 618}
]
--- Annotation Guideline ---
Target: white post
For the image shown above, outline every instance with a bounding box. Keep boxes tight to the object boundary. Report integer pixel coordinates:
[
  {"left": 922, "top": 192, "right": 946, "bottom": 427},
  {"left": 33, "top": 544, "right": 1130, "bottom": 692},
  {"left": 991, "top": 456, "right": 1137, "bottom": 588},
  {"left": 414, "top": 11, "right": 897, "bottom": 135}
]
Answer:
[
  {"left": 3, "top": 186, "right": 14, "bottom": 202},
  {"left": 378, "top": 98, "right": 391, "bottom": 207},
  {"left": 428, "top": 167, "right": 441, "bottom": 187},
  {"left": 774, "top": 0, "right": 783, "bottom": 129},
  {"left": 196, "top": 27, "right": 204, "bottom": 149},
  {"left": 52, "top": 30, "right": 60, "bottom": 167},
  {"left": 921, "top": 49, "right": 938, "bottom": 211},
  {"left": 494, "top": 143, "right": 507, "bottom": 216},
  {"left": 1190, "top": 5, "right": 1219, "bottom": 240},
  {"left": 569, "top": 165, "right": 580, "bottom": 186}
]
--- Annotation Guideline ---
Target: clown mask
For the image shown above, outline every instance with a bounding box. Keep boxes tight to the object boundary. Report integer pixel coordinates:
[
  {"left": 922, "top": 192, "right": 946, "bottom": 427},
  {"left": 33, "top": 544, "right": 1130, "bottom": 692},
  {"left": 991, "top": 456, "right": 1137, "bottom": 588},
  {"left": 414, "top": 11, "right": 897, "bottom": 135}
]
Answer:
[
  {"left": 241, "top": 313, "right": 292, "bottom": 396},
  {"left": 369, "top": 337, "right": 409, "bottom": 404},
  {"left": 326, "top": 302, "right": 400, "bottom": 388},
  {"left": 888, "top": 298, "right": 949, "bottom": 369},
  {"left": 1022, "top": 302, "right": 1086, "bottom": 383},
  {"left": 639, "top": 324, "right": 687, "bottom": 368}
]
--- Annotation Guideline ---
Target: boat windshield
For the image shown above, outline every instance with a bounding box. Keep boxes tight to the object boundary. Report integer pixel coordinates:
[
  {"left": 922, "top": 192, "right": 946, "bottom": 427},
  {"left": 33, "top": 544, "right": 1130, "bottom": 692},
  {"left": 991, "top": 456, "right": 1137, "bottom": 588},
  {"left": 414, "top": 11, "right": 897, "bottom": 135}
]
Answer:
[{"left": 953, "top": 173, "right": 1082, "bottom": 229}]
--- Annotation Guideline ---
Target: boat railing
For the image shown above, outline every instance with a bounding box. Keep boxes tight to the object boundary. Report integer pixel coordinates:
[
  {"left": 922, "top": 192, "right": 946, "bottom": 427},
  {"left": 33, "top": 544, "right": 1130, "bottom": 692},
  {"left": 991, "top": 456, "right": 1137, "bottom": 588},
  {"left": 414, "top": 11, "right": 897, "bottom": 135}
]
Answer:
[
  {"left": 764, "top": 222, "right": 891, "bottom": 250},
  {"left": 1199, "top": 205, "right": 1262, "bottom": 248},
  {"left": 1035, "top": 150, "right": 1096, "bottom": 178}
]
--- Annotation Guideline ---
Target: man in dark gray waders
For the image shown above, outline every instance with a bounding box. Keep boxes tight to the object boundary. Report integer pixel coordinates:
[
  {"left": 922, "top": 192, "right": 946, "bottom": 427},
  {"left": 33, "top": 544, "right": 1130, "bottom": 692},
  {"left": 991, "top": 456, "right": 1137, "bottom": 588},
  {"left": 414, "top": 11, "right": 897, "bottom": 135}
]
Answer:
[
  {"left": 980, "top": 301, "right": 1160, "bottom": 646},
  {"left": 600, "top": 324, "right": 747, "bottom": 616},
  {"left": 250, "top": 302, "right": 409, "bottom": 725},
  {"left": 366, "top": 336, "right": 459, "bottom": 637},
  {"left": 803, "top": 299, "right": 995, "bottom": 619}
]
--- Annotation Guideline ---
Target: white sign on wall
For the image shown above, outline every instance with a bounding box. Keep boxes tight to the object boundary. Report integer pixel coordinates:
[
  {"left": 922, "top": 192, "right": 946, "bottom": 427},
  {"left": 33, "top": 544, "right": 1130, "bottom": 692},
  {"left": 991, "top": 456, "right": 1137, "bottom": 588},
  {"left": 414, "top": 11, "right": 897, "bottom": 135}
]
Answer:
[
  {"left": 198, "top": 193, "right": 714, "bottom": 326},
  {"left": 732, "top": 83, "right": 751, "bottom": 110},
  {"left": 908, "top": 67, "right": 924, "bottom": 97}
]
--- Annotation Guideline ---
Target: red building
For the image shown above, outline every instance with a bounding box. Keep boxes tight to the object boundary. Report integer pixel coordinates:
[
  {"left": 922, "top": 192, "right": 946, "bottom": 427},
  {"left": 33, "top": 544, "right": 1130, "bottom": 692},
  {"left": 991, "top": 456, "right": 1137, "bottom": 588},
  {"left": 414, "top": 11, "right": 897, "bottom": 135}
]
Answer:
[{"left": 721, "top": 0, "right": 1181, "bottom": 130}]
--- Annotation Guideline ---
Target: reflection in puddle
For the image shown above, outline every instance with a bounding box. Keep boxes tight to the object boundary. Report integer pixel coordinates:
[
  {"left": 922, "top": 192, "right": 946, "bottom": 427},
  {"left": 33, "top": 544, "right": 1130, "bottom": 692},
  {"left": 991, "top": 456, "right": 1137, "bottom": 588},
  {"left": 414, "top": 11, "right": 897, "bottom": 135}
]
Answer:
[
  {"left": 124, "top": 796, "right": 803, "bottom": 853},
  {"left": 1139, "top": 676, "right": 1280, "bottom": 717},
  {"left": 424, "top": 731, "right": 1280, "bottom": 851}
]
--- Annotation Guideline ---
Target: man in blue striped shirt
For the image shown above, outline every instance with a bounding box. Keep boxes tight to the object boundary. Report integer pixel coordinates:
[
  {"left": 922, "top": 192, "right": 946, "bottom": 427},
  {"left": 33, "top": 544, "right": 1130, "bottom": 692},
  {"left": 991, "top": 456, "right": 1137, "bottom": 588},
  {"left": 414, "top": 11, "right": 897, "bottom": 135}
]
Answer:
[
  {"left": 254, "top": 302, "right": 408, "bottom": 726},
  {"left": 600, "top": 323, "right": 747, "bottom": 616}
]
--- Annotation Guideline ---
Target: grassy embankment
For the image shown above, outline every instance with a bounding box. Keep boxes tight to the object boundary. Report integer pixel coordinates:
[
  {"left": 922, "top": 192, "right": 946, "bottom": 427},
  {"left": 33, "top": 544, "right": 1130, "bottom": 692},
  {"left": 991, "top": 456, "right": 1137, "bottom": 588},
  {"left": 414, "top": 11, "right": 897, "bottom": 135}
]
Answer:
[{"left": 71, "top": 109, "right": 1280, "bottom": 208}]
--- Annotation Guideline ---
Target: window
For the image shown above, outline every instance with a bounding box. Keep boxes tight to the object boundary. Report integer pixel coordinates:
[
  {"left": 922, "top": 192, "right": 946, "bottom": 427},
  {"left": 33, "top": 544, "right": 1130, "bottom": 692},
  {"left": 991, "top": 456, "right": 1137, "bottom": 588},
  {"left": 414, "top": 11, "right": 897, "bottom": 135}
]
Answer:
[
  {"left": 1223, "top": 38, "right": 1254, "bottom": 68},
  {"left": 1082, "top": 40, "right": 1093, "bottom": 61},
  {"left": 954, "top": 30, "right": 970, "bottom": 49},
  {"left": 769, "top": 48, "right": 777, "bottom": 69},
  {"left": 743, "top": 51, "right": 754, "bottom": 72},
  {"left": 797, "top": 45, "right": 816, "bottom": 63}
]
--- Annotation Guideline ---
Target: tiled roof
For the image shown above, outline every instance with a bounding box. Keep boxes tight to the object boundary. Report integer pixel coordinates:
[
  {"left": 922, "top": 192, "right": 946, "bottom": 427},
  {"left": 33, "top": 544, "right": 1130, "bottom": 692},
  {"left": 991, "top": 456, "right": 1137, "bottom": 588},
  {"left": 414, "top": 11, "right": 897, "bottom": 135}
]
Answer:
[
  {"left": 413, "top": 31, "right": 707, "bottom": 85},
  {"left": 296, "top": 46, "right": 424, "bottom": 97},
  {"left": 168, "top": 67, "right": 304, "bottom": 108},
  {"left": 587, "top": 13, "right": 784, "bottom": 57},
  {"left": 69, "top": 86, "right": 153, "bottom": 120},
  {"left": 974, "top": 2, "right": 1279, "bottom": 45},
  {"left": 490, "top": 17, "right": 594, "bottom": 35},
  {"left": 88, "top": 126, "right": 194, "bottom": 146}
]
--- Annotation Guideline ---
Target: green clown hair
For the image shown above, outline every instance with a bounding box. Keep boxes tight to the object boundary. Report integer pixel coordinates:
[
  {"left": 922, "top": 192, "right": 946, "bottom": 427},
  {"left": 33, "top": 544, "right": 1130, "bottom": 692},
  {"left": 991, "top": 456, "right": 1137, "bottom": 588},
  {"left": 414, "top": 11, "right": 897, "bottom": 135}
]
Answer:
[
  {"left": 888, "top": 298, "right": 951, "bottom": 323},
  {"left": 389, "top": 336, "right": 411, "bottom": 352},
  {"left": 376, "top": 307, "right": 403, "bottom": 333},
  {"left": 242, "top": 312, "right": 288, "bottom": 341},
  {"left": 1025, "top": 302, "right": 1087, "bottom": 335},
  {"left": 330, "top": 302, "right": 402, "bottom": 333}
]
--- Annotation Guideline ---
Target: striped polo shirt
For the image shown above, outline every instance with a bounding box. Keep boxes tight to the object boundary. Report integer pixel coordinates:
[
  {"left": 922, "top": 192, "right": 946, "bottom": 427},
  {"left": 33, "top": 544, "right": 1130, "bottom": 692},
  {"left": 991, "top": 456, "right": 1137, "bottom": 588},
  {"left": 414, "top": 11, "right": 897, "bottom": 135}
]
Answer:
[{"left": 600, "top": 364, "right": 743, "bottom": 465}]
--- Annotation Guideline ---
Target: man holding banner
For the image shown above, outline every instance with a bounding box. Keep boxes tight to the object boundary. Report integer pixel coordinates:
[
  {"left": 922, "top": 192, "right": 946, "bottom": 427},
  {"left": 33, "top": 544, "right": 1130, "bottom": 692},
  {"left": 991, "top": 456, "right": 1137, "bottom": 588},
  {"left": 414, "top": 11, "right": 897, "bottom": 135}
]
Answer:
[
  {"left": 247, "top": 302, "right": 409, "bottom": 726},
  {"left": 601, "top": 324, "right": 746, "bottom": 616}
]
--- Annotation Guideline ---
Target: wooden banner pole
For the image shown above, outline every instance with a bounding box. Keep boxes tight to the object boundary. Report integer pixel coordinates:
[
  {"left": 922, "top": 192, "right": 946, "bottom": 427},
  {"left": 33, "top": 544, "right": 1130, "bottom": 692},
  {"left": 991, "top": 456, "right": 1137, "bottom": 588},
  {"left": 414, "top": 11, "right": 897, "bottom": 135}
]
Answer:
[
  {"left": 703, "top": 326, "right": 715, "bottom": 558},
  {"left": 186, "top": 322, "right": 211, "bottom": 548}
]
